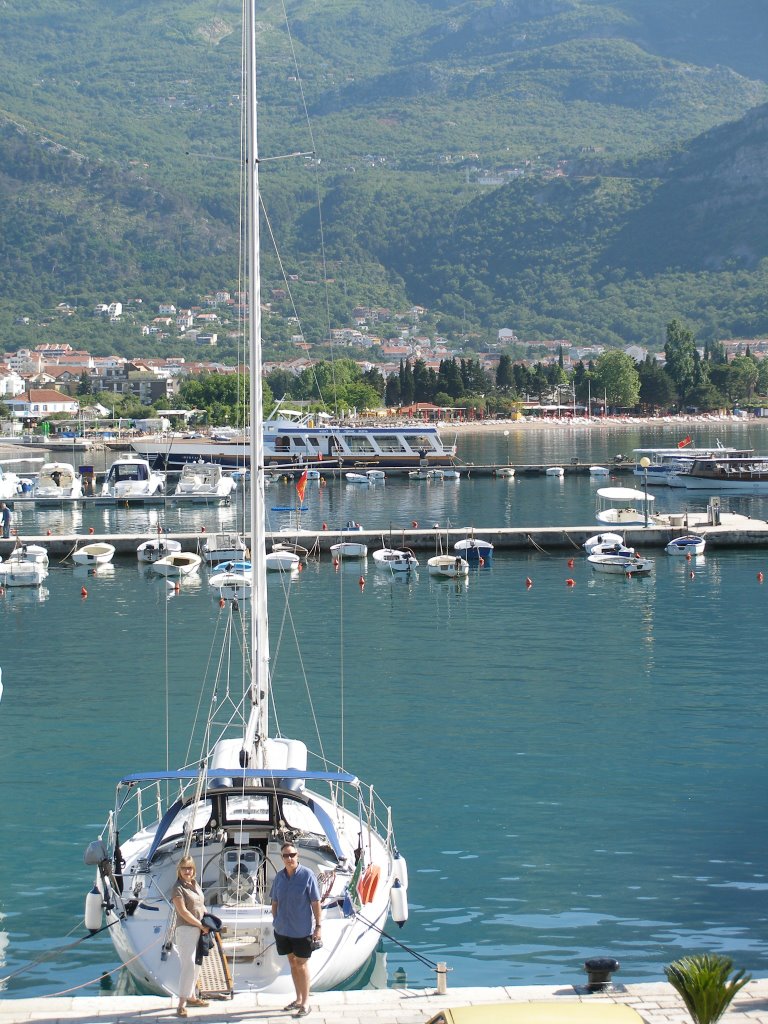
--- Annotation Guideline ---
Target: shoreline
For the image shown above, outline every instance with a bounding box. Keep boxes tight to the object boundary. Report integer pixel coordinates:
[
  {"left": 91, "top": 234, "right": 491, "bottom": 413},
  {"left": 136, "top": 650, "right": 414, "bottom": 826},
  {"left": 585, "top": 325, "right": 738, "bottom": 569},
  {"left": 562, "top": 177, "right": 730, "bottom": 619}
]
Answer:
[{"left": 437, "top": 413, "right": 759, "bottom": 434}]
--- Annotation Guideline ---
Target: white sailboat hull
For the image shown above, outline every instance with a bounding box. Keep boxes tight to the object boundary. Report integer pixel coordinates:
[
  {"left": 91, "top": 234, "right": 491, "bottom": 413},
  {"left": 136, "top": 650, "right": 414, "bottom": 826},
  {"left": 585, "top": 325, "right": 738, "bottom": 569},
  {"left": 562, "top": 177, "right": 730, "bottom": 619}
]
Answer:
[{"left": 97, "top": 784, "right": 396, "bottom": 995}]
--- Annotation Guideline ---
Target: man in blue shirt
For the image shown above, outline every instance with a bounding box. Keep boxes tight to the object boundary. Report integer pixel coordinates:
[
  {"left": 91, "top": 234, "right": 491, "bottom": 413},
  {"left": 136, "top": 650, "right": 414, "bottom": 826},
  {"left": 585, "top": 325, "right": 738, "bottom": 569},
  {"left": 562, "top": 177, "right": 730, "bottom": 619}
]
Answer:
[
  {"left": 0, "top": 503, "right": 10, "bottom": 539},
  {"left": 270, "top": 842, "right": 321, "bottom": 1017}
]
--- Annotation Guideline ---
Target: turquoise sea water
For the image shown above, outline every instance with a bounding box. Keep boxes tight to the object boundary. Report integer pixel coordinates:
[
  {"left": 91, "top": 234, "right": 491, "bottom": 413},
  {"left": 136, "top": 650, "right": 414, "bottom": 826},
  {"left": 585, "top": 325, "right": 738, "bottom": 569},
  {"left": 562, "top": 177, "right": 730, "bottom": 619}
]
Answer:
[{"left": 2, "top": 423, "right": 768, "bottom": 997}]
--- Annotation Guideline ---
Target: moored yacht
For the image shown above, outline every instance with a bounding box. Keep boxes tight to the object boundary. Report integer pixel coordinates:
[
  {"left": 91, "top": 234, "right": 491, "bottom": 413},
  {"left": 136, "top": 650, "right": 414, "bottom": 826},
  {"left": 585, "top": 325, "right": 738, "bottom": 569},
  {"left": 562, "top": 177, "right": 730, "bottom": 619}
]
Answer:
[{"left": 101, "top": 453, "right": 165, "bottom": 501}]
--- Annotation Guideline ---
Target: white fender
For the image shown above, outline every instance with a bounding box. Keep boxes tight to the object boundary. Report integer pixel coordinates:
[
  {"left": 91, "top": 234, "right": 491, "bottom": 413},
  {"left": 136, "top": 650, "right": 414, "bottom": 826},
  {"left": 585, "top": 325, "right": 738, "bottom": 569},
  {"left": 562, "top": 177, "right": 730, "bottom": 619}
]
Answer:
[
  {"left": 84, "top": 883, "right": 103, "bottom": 932},
  {"left": 392, "top": 851, "right": 408, "bottom": 890},
  {"left": 390, "top": 878, "right": 408, "bottom": 927}
]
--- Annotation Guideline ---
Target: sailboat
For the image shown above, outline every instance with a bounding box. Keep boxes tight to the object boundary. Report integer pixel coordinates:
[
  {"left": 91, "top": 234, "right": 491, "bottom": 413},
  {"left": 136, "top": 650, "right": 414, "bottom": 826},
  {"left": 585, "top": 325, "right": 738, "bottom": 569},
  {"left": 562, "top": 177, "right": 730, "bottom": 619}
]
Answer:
[{"left": 82, "top": 3, "right": 408, "bottom": 997}]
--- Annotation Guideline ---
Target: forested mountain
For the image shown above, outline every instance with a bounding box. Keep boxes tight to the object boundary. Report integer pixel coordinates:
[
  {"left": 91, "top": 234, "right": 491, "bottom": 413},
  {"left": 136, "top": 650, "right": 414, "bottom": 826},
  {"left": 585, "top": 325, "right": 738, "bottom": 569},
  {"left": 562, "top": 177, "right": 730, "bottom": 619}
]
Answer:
[{"left": 0, "top": 0, "right": 767, "bottom": 350}]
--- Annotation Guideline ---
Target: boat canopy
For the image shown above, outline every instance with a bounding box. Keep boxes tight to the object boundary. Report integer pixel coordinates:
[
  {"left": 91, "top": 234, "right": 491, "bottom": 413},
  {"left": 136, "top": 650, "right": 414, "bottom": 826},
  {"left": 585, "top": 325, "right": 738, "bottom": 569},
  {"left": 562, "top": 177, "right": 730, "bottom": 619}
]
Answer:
[
  {"left": 139, "top": 772, "right": 353, "bottom": 863},
  {"left": 596, "top": 486, "right": 655, "bottom": 502}
]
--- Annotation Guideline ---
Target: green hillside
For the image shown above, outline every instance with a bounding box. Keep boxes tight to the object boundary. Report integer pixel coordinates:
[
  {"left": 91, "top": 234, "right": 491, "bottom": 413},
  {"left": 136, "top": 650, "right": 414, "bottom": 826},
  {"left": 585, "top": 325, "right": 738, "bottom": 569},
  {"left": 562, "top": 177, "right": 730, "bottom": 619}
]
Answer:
[{"left": 0, "top": 0, "right": 767, "bottom": 351}]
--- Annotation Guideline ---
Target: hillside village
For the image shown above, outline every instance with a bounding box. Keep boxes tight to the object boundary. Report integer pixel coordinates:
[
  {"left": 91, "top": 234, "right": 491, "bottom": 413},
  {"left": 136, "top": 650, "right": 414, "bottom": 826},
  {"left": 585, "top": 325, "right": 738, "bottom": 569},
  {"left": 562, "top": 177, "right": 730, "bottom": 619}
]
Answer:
[{"left": 3, "top": 292, "right": 768, "bottom": 426}]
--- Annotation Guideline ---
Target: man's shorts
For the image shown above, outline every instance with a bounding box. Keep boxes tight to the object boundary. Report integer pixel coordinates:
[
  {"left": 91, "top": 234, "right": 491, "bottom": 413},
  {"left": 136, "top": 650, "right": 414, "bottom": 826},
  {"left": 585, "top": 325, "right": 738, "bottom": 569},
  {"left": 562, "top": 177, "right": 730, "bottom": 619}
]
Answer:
[{"left": 274, "top": 932, "right": 313, "bottom": 959}]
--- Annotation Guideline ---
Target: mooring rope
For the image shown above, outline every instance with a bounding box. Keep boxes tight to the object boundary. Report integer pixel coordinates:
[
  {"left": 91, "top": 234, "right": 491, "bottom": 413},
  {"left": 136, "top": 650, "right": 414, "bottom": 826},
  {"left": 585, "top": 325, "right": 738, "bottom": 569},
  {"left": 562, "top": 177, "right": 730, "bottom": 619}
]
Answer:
[
  {"left": 563, "top": 531, "right": 584, "bottom": 550},
  {"left": 0, "top": 917, "right": 121, "bottom": 987},
  {"left": 355, "top": 911, "right": 440, "bottom": 971},
  {"left": 525, "top": 533, "right": 552, "bottom": 555}
]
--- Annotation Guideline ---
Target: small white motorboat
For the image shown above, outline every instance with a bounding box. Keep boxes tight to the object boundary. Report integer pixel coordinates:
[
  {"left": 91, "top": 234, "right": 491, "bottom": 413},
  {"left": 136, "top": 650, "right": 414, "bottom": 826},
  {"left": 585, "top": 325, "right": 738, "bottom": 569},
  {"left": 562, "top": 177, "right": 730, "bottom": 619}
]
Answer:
[
  {"left": 272, "top": 540, "right": 309, "bottom": 562},
  {"left": 72, "top": 542, "right": 116, "bottom": 566},
  {"left": 588, "top": 553, "right": 654, "bottom": 577},
  {"left": 373, "top": 548, "right": 418, "bottom": 572},
  {"left": 442, "top": 468, "right": 460, "bottom": 479},
  {"left": 0, "top": 560, "right": 48, "bottom": 587},
  {"left": 330, "top": 542, "right": 368, "bottom": 559},
  {"left": 137, "top": 538, "right": 182, "bottom": 563},
  {"left": 427, "top": 554, "right": 470, "bottom": 578},
  {"left": 32, "top": 462, "right": 83, "bottom": 504},
  {"left": 546, "top": 466, "right": 565, "bottom": 477},
  {"left": 172, "top": 461, "right": 236, "bottom": 503},
  {"left": 666, "top": 535, "right": 706, "bottom": 556},
  {"left": 345, "top": 472, "right": 370, "bottom": 483},
  {"left": 454, "top": 537, "right": 494, "bottom": 566},
  {"left": 589, "top": 466, "right": 610, "bottom": 476},
  {"left": 496, "top": 467, "right": 515, "bottom": 478},
  {"left": 202, "top": 532, "right": 247, "bottom": 565},
  {"left": 366, "top": 469, "right": 385, "bottom": 481},
  {"left": 305, "top": 469, "right": 321, "bottom": 480},
  {"left": 151, "top": 552, "right": 202, "bottom": 577},
  {"left": 583, "top": 532, "right": 634, "bottom": 557},
  {"left": 101, "top": 453, "right": 164, "bottom": 500},
  {"left": 208, "top": 567, "right": 253, "bottom": 601},
  {"left": 6, "top": 543, "right": 49, "bottom": 566},
  {"left": 583, "top": 532, "right": 624, "bottom": 553},
  {"left": 265, "top": 549, "right": 301, "bottom": 572}
]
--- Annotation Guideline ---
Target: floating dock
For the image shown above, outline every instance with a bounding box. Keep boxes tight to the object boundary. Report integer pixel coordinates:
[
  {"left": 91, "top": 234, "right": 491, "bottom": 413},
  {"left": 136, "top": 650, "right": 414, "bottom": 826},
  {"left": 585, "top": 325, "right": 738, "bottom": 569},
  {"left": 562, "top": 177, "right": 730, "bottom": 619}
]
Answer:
[{"left": 2, "top": 512, "right": 768, "bottom": 561}]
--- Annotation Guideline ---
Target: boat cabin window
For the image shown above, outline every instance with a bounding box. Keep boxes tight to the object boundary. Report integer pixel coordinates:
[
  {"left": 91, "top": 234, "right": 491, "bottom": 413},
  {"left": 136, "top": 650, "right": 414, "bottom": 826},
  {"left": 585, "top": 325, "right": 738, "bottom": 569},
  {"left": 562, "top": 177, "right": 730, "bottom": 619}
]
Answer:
[
  {"left": 275, "top": 435, "right": 290, "bottom": 451},
  {"left": 114, "top": 464, "right": 148, "bottom": 482},
  {"left": 281, "top": 796, "right": 325, "bottom": 836},
  {"left": 225, "top": 794, "right": 270, "bottom": 822},
  {"left": 372, "top": 434, "right": 406, "bottom": 453},
  {"left": 160, "top": 800, "right": 214, "bottom": 844},
  {"left": 347, "top": 436, "right": 375, "bottom": 453},
  {"left": 404, "top": 435, "right": 434, "bottom": 451}
]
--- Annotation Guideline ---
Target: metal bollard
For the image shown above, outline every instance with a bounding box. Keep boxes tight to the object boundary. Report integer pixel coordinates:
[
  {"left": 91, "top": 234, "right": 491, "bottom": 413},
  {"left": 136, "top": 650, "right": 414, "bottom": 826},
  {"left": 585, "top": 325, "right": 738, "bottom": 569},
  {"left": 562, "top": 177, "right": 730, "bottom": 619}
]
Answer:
[
  {"left": 584, "top": 956, "right": 620, "bottom": 992},
  {"left": 436, "top": 962, "right": 448, "bottom": 994}
]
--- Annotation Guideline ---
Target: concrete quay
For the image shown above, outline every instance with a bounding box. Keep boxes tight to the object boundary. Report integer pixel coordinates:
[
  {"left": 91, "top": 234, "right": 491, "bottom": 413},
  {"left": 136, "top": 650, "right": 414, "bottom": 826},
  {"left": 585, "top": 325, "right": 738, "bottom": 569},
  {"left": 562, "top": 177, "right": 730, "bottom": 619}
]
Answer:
[
  {"left": 4, "top": 978, "right": 768, "bottom": 1024},
  {"left": 3, "top": 513, "right": 768, "bottom": 562}
]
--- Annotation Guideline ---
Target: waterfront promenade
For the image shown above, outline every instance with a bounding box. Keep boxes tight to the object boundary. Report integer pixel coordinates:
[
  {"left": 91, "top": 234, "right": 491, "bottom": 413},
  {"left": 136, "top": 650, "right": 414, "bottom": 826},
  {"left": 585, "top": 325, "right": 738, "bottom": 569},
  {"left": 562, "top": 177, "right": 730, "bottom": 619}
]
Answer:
[{"left": 5, "top": 978, "right": 768, "bottom": 1024}]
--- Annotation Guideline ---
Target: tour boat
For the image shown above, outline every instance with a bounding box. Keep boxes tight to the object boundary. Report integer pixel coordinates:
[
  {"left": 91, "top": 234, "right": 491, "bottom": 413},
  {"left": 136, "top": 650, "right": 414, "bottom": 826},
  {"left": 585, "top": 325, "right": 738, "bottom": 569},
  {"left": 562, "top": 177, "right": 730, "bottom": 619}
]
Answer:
[
  {"left": 670, "top": 455, "right": 768, "bottom": 493},
  {"left": 128, "top": 402, "right": 456, "bottom": 473},
  {"left": 631, "top": 445, "right": 751, "bottom": 486}
]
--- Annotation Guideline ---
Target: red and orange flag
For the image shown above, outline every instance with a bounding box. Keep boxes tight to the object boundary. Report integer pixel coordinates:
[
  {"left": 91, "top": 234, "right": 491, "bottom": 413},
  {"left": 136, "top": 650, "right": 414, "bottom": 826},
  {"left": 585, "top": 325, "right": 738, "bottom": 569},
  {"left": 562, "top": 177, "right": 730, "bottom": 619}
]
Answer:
[{"left": 296, "top": 470, "right": 308, "bottom": 503}]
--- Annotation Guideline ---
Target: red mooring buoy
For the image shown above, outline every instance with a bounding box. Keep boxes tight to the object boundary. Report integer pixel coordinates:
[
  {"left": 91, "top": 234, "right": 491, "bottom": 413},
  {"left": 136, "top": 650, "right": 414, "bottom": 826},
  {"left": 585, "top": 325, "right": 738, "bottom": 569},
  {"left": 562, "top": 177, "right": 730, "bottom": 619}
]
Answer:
[
  {"left": 525, "top": 577, "right": 533, "bottom": 588},
  {"left": 81, "top": 587, "right": 88, "bottom": 598}
]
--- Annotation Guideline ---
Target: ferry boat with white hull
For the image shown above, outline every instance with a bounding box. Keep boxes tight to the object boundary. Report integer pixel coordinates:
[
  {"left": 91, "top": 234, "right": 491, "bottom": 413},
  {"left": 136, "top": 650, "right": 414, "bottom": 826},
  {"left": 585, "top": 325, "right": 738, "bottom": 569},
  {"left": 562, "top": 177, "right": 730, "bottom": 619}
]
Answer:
[{"left": 128, "top": 408, "right": 456, "bottom": 473}]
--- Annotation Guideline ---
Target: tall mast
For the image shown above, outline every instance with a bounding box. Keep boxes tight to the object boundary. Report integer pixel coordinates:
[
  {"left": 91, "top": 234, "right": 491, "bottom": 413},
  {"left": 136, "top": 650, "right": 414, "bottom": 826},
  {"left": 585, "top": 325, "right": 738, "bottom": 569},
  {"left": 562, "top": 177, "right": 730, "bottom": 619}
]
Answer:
[{"left": 243, "top": 0, "right": 270, "bottom": 762}]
